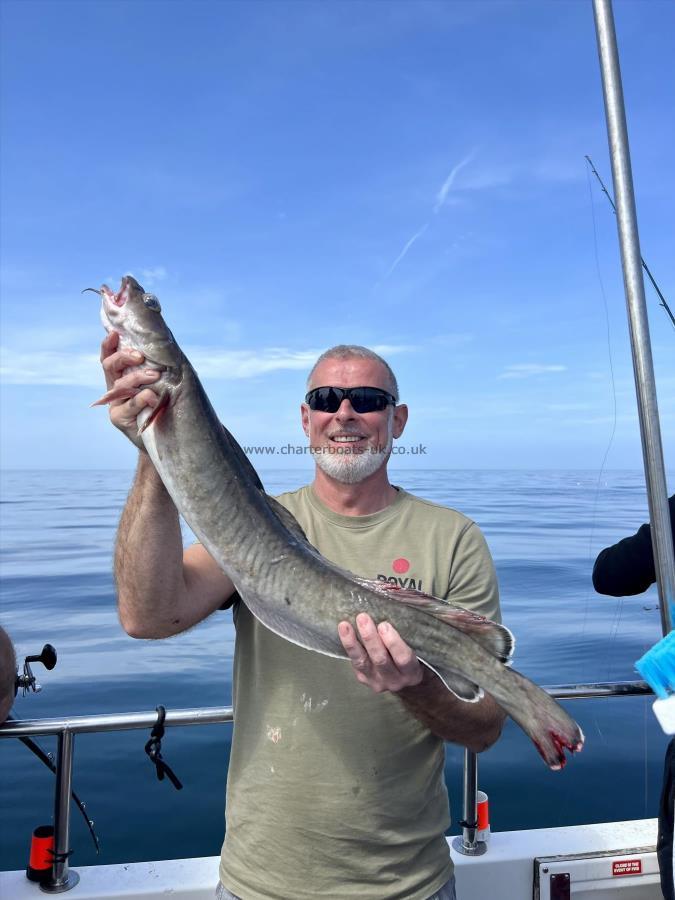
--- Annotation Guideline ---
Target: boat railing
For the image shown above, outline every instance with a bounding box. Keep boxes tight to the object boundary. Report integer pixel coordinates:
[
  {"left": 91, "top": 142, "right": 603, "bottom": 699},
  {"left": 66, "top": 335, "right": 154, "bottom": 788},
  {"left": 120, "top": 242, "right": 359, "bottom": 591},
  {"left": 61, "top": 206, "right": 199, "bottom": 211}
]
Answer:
[{"left": 0, "top": 679, "right": 653, "bottom": 892}]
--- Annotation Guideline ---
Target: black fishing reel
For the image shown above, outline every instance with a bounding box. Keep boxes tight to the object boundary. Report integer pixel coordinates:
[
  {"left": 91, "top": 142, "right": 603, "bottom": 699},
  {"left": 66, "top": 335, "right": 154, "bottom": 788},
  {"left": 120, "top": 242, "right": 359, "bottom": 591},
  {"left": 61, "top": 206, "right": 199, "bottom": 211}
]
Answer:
[{"left": 15, "top": 644, "right": 57, "bottom": 698}]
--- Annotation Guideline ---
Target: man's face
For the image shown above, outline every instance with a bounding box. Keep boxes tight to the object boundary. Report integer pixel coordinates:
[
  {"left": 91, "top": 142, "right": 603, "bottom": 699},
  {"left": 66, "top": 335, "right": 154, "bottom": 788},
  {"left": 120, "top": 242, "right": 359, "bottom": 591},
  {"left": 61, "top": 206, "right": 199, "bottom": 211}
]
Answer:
[{"left": 301, "top": 356, "right": 408, "bottom": 484}]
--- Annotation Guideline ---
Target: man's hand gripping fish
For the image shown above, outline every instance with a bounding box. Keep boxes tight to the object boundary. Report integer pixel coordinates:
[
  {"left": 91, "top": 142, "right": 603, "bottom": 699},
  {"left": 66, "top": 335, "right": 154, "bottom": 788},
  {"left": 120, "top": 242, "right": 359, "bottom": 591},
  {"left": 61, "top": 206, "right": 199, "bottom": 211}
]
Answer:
[{"left": 93, "top": 276, "right": 584, "bottom": 770}]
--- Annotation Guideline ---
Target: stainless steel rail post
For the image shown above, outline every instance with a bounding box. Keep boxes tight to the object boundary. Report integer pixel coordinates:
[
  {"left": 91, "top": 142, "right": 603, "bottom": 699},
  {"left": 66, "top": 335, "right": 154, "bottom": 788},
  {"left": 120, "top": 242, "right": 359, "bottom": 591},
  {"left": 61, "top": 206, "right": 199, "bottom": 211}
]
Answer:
[
  {"left": 42, "top": 729, "right": 79, "bottom": 893},
  {"left": 592, "top": 0, "right": 675, "bottom": 635},
  {"left": 452, "top": 750, "right": 486, "bottom": 857}
]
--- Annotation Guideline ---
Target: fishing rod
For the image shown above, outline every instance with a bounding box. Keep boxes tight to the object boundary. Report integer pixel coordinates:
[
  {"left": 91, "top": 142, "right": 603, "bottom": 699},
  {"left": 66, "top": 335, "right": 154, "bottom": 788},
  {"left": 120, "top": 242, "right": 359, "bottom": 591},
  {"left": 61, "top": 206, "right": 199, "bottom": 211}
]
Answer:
[
  {"left": 10, "top": 721, "right": 101, "bottom": 853},
  {"left": 11, "top": 642, "right": 100, "bottom": 853},
  {"left": 585, "top": 154, "right": 675, "bottom": 329}
]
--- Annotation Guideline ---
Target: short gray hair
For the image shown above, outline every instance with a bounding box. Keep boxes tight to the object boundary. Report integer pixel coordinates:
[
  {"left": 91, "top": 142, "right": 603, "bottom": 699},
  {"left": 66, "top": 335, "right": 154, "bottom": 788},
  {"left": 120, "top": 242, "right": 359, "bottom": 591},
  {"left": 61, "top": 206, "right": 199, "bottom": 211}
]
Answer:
[{"left": 307, "top": 345, "right": 399, "bottom": 401}]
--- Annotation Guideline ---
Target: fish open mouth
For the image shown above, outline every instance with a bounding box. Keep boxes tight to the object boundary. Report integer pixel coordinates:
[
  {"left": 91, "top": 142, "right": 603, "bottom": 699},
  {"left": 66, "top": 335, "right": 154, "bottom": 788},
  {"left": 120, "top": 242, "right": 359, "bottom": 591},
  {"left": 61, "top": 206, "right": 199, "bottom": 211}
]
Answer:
[
  {"left": 101, "top": 276, "right": 137, "bottom": 308},
  {"left": 101, "top": 277, "right": 129, "bottom": 306}
]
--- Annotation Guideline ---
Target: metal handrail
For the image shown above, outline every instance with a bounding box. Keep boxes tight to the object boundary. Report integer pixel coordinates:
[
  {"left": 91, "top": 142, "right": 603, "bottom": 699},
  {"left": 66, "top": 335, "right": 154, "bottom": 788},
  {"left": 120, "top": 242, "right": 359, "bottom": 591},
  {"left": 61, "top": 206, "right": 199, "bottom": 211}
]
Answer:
[
  {"left": 0, "top": 681, "right": 650, "bottom": 742},
  {"left": 542, "top": 679, "right": 652, "bottom": 700},
  {"left": 0, "top": 680, "right": 653, "bottom": 887},
  {"left": 0, "top": 706, "right": 233, "bottom": 892},
  {"left": 0, "top": 705, "right": 234, "bottom": 739}
]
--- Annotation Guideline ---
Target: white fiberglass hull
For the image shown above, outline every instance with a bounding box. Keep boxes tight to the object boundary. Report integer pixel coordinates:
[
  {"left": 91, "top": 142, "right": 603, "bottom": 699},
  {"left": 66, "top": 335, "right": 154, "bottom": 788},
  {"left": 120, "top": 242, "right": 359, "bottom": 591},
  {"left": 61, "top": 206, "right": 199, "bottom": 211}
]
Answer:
[{"left": 0, "top": 819, "right": 660, "bottom": 900}]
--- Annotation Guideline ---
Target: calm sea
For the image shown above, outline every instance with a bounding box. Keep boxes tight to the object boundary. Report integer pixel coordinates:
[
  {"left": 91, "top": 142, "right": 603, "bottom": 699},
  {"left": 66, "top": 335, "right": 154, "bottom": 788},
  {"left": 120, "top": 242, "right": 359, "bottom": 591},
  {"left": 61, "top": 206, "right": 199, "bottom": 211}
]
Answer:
[{"left": 0, "top": 468, "right": 671, "bottom": 872}]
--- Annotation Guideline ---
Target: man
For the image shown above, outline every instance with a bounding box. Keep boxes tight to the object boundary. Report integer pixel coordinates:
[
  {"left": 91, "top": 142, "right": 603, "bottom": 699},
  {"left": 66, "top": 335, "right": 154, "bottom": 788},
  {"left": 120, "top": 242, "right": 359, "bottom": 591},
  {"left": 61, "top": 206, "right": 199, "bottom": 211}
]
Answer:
[
  {"left": 0, "top": 625, "right": 17, "bottom": 724},
  {"left": 593, "top": 495, "right": 675, "bottom": 900},
  {"left": 102, "top": 334, "right": 505, "bottom": 900}
]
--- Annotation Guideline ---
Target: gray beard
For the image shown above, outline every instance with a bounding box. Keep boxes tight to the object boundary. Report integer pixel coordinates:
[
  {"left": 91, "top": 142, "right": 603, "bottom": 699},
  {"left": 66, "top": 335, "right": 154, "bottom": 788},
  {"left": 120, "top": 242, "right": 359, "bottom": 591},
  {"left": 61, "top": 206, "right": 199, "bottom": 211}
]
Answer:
[{"left": 311, "top": 431, "right": 394, "bottom": 484}]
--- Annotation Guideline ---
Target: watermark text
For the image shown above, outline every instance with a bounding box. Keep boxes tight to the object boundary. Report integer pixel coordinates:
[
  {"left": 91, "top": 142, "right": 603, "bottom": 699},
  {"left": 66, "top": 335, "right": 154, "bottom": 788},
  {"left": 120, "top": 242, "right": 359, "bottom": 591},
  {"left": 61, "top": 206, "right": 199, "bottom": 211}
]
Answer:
[{"left": 241, "top": 443, "right": 427, "bottom": 457}]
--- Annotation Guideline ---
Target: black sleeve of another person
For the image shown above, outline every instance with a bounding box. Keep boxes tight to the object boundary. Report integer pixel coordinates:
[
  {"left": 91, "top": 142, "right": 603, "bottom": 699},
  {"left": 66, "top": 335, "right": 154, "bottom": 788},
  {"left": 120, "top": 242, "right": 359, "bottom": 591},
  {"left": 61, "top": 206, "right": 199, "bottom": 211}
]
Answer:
[{"left": 592, "top": 495, "right": 675, "bottom": 597}]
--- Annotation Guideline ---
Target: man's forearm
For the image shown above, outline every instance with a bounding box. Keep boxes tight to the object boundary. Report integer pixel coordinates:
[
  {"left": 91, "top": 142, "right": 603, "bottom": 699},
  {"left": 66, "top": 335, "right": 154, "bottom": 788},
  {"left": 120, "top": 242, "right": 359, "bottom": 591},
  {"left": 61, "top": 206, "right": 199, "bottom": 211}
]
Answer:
[
  {"left": 115, "top": 453, "right": 187, "bottom": 638},
  {"left": 398, "top": 669, "right": 505, "bottom": 752}
]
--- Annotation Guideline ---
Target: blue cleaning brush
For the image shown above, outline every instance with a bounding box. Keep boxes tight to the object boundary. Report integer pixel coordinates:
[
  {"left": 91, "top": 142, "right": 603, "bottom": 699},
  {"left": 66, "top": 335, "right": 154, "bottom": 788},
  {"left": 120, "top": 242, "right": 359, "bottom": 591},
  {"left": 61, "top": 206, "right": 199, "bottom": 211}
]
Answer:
[{"left": 636, "top": 628, "right": 675, "bottom": 734}]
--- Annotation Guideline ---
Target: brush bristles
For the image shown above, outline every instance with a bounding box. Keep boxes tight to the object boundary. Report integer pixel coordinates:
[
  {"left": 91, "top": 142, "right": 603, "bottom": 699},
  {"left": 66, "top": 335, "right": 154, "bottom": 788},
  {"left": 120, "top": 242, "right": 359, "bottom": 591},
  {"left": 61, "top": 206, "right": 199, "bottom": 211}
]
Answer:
[{"left": 636, "top": 631, "right": 675, "bottom": 699}]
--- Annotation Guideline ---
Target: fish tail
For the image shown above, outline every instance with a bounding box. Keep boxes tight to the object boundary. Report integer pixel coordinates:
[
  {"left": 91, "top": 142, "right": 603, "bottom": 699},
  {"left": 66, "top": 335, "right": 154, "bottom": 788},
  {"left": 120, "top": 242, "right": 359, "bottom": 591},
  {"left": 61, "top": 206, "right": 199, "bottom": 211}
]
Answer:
[{"left": 495, "top": 666, "right": 585, "bottom": 770}]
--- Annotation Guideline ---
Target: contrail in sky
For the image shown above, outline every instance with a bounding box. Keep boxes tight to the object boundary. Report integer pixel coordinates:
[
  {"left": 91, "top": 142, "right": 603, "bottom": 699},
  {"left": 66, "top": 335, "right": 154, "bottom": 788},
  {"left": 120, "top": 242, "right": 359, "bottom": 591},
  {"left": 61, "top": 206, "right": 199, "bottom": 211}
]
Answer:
[
  {"left": 381, "top": 149, "right": 477, "bottom": 282},
  {"left": 384, "top": 223, "right": 429, "bottom": 279},
  {"left": 433, "top": 150, "right": 476, "bottom": 213}
]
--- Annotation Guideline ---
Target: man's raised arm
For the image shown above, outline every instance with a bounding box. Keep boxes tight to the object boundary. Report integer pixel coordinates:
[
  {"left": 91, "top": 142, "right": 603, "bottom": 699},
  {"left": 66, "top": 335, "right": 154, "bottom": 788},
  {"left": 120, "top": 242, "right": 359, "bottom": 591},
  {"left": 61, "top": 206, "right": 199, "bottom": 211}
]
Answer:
[
  {"left": 101, "top": 333, "right": 235, "bottom": 639},
  {"left": 115, "top": 454, "right": 235, "bottom": 638}
]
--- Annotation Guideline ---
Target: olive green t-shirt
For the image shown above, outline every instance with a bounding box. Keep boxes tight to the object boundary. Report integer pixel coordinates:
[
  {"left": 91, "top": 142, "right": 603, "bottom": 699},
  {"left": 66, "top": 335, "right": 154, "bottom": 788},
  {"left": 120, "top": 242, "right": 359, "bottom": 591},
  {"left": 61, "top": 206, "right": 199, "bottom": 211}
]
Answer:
[{"left": 219, "top": 486, "right": 500, "bottom": 900}]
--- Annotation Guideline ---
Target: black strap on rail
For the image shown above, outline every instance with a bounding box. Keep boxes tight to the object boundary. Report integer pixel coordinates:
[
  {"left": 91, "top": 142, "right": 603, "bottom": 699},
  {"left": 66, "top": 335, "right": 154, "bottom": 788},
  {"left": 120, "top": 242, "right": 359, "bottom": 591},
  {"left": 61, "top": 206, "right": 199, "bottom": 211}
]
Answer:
[
  {"left": 144, "top": 706, "right": 183, "bottom": 790},
  {"left": 458, "top": 818, "right": 478, "bottom": 830}
]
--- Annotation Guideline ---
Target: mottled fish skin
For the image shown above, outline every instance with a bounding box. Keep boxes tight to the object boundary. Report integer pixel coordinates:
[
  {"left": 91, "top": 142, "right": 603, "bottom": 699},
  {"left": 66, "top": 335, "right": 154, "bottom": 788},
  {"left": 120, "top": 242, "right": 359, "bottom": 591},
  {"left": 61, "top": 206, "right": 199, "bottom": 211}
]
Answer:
[{"left": 97, "top": 276, "right": 584, "bottom": 770}]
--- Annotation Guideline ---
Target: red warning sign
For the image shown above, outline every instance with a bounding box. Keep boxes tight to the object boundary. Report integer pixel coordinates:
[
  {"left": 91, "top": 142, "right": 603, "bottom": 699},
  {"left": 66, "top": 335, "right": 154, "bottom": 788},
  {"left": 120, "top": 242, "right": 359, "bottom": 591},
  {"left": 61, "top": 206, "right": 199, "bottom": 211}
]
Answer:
[{"left": 612, "top": 859, "right": 642, "bottom": 877}]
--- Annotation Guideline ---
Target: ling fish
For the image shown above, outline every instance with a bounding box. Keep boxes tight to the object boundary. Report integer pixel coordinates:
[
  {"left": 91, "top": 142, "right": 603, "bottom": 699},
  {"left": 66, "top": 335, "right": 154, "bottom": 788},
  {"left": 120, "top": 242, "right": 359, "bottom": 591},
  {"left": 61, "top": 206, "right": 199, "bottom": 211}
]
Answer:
[{"left": 94, "top": 276, "right": 584, "bottom": 770}]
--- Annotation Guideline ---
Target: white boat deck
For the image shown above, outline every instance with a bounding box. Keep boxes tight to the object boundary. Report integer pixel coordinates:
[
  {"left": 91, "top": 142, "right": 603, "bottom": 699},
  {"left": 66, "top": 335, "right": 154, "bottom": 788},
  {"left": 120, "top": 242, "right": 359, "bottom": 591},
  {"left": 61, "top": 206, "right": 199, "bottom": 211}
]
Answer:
[{"left": 0, "top": 819, "right": 660, "bottom": 899}]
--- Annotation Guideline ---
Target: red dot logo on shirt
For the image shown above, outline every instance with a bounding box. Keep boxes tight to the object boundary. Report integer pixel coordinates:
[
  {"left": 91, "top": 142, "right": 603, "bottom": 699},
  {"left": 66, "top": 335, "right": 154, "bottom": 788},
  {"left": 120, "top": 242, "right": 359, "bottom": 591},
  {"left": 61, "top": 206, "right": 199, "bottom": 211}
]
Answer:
[{"left": 392, "top": 558, "right": 410, "bottom": 574}]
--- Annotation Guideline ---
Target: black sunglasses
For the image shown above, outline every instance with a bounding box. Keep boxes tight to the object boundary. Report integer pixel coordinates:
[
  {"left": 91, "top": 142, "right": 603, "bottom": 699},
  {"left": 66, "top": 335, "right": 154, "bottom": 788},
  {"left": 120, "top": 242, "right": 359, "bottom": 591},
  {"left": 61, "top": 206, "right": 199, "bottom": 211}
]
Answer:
[{"left": 305, "top": 386, "right": 397, "bottom": 414}]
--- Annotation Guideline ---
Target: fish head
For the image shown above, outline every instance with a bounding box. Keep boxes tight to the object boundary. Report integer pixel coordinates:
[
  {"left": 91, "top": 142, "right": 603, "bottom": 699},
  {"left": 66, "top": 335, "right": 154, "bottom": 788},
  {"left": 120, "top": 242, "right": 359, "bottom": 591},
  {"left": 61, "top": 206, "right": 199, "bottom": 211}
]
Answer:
[{"left": 99, "top": 276, "right": 181, "bottom": 368}]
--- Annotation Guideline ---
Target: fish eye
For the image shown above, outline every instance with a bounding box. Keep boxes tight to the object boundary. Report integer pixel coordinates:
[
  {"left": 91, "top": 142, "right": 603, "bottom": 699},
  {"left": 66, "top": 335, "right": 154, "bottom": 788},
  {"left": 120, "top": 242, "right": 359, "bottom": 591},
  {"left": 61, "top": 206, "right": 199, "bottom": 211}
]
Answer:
[{"left": 142, "top": 293, "right": 161, "bottom": 312}]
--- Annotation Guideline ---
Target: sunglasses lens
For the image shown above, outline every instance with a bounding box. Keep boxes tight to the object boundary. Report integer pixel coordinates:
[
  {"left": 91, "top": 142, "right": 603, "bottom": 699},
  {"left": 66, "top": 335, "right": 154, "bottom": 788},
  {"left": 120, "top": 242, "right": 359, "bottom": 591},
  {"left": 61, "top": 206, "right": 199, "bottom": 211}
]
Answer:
[
  {"left": 306, "top": 387, "right": 393, "bottom": 412},
  {"left": 307, "top": 387, "right": 341, "bottom": 412},
  {"left": 350, "top": 388, "right": 388, "bottom": 413}
]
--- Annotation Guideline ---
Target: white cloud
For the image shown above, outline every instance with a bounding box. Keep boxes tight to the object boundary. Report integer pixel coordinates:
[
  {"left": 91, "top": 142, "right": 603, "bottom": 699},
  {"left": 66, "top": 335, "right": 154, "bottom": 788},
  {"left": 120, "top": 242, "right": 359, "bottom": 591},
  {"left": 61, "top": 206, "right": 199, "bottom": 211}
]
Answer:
[
  {"left": 0, "top": 343, "right": 416, "bottom": 386},
  {"left": 498, "top": 363, "right": 567, "bottom": 380},
  {"left": 188, "top": 343, "right": 415, "bottom": 378},
  {"left": 187, "top": 347, "right": 322, "bottom": 379},
  {"left": 140, "top": 266, "right": 168, "bottom": 286},
  {"left": 0, "top": 348, "right": 101, "bottom": 387}
]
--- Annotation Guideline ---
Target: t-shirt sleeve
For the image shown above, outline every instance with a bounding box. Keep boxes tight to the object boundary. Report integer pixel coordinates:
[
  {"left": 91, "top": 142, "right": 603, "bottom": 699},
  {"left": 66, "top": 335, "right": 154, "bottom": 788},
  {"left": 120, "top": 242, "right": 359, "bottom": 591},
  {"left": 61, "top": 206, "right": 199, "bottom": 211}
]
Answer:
[{"left": 447, "top": 522, "right": 501, "bottom": 624}]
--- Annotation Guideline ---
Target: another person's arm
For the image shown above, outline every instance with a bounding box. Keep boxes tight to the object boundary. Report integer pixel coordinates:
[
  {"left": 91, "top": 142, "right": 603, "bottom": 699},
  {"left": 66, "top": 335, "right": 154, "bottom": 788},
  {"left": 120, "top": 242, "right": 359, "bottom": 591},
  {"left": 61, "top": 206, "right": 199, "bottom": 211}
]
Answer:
[
  {"left": 592, "top": 496, "right": 675, "bottom": 597},
  {"left": 101, "top": 334, "right": 235, "bottom": 639}
]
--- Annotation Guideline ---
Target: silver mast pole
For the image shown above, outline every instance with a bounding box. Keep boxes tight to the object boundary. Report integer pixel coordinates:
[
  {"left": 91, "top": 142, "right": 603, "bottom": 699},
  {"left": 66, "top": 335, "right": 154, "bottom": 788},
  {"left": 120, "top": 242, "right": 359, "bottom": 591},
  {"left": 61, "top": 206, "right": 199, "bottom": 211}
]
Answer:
[{"left": 592, "top": 0, "right": 674, "bottom": 636}]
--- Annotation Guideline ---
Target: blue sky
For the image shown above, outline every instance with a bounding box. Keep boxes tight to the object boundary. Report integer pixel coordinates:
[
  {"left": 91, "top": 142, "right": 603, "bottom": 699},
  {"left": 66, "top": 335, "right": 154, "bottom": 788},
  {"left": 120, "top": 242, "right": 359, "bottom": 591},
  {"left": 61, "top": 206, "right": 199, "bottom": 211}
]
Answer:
[{"left": 1, "top": 0, "right": 673, "bottom": 472}]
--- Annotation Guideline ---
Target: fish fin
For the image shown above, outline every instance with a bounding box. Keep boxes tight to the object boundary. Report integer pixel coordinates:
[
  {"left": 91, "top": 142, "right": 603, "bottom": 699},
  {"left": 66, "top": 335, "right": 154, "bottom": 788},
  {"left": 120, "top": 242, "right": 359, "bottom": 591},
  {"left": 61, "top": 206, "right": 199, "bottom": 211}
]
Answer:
[
  {"left": 419, "top": 658, "right": 483, "bottom": 702},
  {"left": 138, "top": 390, "right": 171, "bottom": 433},
  {"left": 90, "top": 386, "right": 139, "bottom": 406},
  {"left": 363, "top": 580, "right": 514, "bottom": 663},
  {"left": 265, "top": 496, "right": 311, "bottom": 545},
  {"left": 238, "top": 588, "right": 345, "bottom": 658}
]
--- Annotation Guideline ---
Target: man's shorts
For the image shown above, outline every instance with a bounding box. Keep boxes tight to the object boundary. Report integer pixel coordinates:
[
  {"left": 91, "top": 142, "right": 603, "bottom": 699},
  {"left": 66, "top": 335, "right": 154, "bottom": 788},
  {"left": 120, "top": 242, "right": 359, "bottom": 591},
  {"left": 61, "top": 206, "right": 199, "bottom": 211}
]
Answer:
[{"left": 215, "top": 875, "right": 457, "bottom": 900}]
